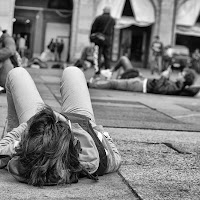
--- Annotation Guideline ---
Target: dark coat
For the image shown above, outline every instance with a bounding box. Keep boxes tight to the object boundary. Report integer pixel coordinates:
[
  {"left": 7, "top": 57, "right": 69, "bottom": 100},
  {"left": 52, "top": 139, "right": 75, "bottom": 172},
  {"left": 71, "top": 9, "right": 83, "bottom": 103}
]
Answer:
[
  {"left": 90, "top": 13, "right": 115, "bottom": 46},
  {"left": 0, "top": 33, "right": 16, "bottom": 87},
  {"left": 147, "top": 76, "right": 185, "bottom": 95}
]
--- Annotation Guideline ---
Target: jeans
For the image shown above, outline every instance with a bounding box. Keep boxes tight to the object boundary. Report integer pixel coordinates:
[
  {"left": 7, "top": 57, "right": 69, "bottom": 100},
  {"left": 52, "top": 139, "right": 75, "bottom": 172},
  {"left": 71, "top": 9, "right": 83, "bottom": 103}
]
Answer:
[
  {"left": 5, "top": 67, "right": 96, "bottom": 132},
  {"left": 97, "top": 44, "right": 111, "bottom": 74},
  {"left": 92, "top": 77, "right": 144, "bottom": 92},
  {"left": 5, "top": 67, "right": 121, "bottom": 173}
]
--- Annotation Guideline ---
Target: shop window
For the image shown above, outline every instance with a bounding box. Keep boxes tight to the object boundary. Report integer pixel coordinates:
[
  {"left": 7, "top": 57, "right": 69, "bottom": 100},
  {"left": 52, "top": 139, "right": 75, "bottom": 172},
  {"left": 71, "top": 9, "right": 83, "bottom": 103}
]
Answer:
[{"left": 48, "top": 0, "right": 73, "bottom": 10}]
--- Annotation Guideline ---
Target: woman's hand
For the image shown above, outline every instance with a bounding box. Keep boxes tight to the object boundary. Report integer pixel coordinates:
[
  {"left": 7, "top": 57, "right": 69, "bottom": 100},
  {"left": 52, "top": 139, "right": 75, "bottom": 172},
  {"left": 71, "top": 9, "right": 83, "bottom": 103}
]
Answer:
[{"left": 53, "top": 111, "right": 67, "bottom": 123}]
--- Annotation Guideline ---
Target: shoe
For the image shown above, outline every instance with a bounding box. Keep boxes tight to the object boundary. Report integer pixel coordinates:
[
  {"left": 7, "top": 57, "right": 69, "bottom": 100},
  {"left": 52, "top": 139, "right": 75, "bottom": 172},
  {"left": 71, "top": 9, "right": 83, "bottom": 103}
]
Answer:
[{"left": 100, "top": 69, "right": 112, "bottom": 79}]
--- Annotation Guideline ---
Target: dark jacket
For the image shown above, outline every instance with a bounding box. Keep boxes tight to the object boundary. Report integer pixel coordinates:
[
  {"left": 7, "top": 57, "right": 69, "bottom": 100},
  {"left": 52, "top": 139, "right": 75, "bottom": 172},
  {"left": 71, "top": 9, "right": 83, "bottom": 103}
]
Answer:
[
  {"left": 147, "top": 76, "right": 185, "bottom": 95},
  {"left": 90, "top": 13, "right": 115, "bottom": 45}
]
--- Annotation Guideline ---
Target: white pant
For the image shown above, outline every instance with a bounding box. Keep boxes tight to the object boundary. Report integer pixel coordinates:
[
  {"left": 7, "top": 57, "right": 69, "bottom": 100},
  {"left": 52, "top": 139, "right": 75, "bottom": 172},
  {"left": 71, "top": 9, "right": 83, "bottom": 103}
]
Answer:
[
  {"left": 5, "top": 67, "right": 121, "bottom": 173},
  {"left": 5, "top": 67, "right": 96, "bottom": 132}
]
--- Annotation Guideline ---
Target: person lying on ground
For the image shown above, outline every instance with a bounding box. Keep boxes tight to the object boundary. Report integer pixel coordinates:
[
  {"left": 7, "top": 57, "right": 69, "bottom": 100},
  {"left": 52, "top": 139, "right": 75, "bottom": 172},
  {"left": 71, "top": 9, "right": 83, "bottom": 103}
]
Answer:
[
  {"left": 89, "top": 64, "right": 199, "bottom": 96},
  {"left": 0, "top": 67, "right": 121, "bottom": 186},
  {"left": 100, "top": 56, "right": 141, "bottom": 79}
]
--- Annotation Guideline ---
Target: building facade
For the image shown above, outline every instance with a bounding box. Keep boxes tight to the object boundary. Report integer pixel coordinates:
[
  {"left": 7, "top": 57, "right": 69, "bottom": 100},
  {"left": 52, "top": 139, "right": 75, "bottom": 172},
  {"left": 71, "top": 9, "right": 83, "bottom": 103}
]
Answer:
[{"left": 1, "top": 0, "right": 200, "bottom": 68}]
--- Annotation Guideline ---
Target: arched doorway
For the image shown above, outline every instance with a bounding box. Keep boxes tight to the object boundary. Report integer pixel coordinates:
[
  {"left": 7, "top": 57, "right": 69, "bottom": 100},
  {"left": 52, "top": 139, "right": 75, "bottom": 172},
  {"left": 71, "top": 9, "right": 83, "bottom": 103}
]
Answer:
[{"left": 13, "top": 0, "right": 73, "bottom": 61}]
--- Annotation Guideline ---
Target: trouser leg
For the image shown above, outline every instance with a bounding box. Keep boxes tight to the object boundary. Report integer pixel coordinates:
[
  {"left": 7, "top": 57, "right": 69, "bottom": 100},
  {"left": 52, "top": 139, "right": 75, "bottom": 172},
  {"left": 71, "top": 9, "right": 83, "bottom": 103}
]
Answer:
[
  {"left": 158, "top": 56, "right": 162, "bottom": 72},
  {"left": 91, "top": 77, "right": 144, "bottom": 92},
  {"left": 120, "top": 56, "right": 134, "bottom": 71},
  {"left": 5, "top": 68, "right": 44, "bottom": 131},
  {"left": 60, "top": 66, "right": 96, "bottom": 124},
  {"left": 97, "top": 45, "right": 103, "bottom": 74},
  {"left": 103, "top": 45, "right": 111, "bottom": 69}
]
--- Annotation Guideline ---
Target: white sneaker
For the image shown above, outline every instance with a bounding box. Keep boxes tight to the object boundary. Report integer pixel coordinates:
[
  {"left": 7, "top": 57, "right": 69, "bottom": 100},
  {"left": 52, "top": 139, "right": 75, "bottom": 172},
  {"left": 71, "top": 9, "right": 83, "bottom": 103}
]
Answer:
[{"left": 100, "top": 69, "right": 112, "bottom": 79}]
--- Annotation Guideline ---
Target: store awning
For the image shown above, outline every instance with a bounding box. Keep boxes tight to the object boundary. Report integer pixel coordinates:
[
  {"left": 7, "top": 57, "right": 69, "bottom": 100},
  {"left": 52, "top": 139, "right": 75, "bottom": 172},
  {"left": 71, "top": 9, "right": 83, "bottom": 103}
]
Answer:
[
  {"left": 176, "top": 24, "right": 200, "bottom": 37},
  {"left": 129, "top": 0, "right": 155, "bottom": 24},
  {"left": 96, "top": 0, "right": 155, "bottom": 28},
  {"left": 176, "top": 0, "right": 200, "bottom": 26},
  {"left": 115, "top": 16, "right": 152, "bottom": 29}
]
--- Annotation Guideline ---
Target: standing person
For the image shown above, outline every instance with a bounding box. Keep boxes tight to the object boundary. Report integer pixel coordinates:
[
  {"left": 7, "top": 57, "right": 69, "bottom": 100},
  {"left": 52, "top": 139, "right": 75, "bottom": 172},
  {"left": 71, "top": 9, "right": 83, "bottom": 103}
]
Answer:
[
  {"left": 90, "top": 6, "right": 115, "bottom": 76},
  {"left": 151, "top": 35, "right": 163, "bottom": 74},
  {"left": 18, "top": 35, "right": 26, "bottom": 58},
  {"left": 57, "top": 39, "right": 64, "bottom": 62},
  {"left": 47, "top": 38, "right": 56, "bottom": 54},
  {"left": 0, "top": 67, "right": 121, "bottom": 186},
  {"left": 192, "top": 48, "right": 200, "bottom": 73},
  {"left": 0, "top": 27, "right": 16, "bottom": 93},
  {"left": 16, "top": 34, "right": 20, "bottom": 52}
]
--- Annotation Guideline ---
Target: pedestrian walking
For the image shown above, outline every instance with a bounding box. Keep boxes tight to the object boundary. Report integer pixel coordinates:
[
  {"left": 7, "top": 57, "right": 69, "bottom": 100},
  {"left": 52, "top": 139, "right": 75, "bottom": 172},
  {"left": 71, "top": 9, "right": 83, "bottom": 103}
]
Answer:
[
  {"left": 90, "top": 6, "right": 115, "bottom": 76},
  {"left": 151, "top": 35, "right": 163, "bottom": 74}
]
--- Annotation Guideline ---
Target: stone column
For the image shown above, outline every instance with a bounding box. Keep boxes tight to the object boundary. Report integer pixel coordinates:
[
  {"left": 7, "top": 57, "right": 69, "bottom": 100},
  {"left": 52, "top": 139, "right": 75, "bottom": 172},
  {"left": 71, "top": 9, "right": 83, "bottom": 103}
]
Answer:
[
  {"left": 0, "top": 0, "right": 15, "bottom": 34},
  {"left": 159, "top": 0, "right": 176, "bottom": 46},
  {"left": 70, "top": 0, "right": 95, "bottom": 62}
]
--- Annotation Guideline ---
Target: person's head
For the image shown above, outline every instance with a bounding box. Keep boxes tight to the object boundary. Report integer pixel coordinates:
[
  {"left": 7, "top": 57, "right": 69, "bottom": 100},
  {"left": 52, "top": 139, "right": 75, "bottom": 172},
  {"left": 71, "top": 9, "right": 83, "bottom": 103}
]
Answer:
[
  {"left": 103, "top": 6, "right": 111, "bottom": 14},
  {"left": 178, "top": 68, "right": 196, "bottom": 86},
  {"left": 154, "top": 35, "right": 160, "bottom": 42},
  {"left": 15, "top": 106, "right": 81, "bottom": 186}
]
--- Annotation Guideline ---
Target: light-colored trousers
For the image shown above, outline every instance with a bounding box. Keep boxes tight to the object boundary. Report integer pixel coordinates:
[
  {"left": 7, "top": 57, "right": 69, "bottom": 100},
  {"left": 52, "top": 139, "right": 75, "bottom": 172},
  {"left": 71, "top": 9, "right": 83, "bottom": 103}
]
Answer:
[
  {"left": 5, "top": 66, "right": 121, "bottom": 173},
  {"left": 5, "top": 66, "right": 96, "bottom": 132}
]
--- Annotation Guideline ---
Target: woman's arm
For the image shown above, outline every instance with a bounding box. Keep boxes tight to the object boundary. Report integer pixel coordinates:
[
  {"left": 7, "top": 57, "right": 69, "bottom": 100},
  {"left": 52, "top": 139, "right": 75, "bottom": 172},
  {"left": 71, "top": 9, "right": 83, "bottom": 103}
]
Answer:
[{"left": 0, "top": 122, "right": 27, "bottom": 156}]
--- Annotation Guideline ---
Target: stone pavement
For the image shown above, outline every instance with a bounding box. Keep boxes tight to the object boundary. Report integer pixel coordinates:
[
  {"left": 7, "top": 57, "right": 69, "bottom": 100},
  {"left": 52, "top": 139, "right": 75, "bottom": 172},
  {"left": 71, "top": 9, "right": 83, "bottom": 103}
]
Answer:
[{"left": 0, "top": 67, "right": 200, "bottom": 199}]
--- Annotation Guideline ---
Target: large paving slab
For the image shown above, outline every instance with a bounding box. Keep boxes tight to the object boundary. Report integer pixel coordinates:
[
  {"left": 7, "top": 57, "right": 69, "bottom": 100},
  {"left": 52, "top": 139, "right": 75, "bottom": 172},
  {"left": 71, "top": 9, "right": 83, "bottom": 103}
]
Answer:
[
  {"left": 1, "top": 68, "right": 200, "bottom": 199},
  {"left": 110, "top": 129, "right": 200, "bottom": 200},
  {"left": 0, "top": 169, "right": 138, "bottom": 200}
]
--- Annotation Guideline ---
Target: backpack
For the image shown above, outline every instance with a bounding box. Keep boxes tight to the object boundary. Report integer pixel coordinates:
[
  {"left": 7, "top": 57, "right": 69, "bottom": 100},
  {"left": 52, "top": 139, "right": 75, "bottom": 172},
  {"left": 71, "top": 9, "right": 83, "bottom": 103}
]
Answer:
[{"left": 62, "top": 112, "right": 107, "bottom": 176}]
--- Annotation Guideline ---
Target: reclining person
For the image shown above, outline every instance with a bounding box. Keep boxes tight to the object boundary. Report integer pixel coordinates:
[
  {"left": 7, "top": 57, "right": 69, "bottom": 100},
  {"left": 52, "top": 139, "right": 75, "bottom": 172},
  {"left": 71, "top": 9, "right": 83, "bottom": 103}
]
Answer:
[
  {"left": 101, "top": 56, "right": 140, "bottom": 79},
  {"left": 0, "top": 67, "right": 121, "bottom": 186},
  {"left": 89, "top": 60, "right": 199, "bottom": 96}
]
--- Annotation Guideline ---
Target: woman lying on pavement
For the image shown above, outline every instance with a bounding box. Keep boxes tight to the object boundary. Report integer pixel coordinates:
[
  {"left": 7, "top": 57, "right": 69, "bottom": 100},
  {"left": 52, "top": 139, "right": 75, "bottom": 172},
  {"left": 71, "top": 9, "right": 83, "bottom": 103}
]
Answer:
[
  {"left": 0, "top": 67, "right": 121, "bottom": 186},
  {"left": 89, "top": 57, "right": 199, "bottom": 96},
  {"left": 100, "top": 56, "right": 141, "bottom": 79}
]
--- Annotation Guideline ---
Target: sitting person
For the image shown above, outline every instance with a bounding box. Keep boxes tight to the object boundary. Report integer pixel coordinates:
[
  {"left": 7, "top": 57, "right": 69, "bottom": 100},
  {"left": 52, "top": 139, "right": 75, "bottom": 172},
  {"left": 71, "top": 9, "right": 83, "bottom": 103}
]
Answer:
[
  {"left": 0, "top": 67, "right": 121, "bottom": 186},
  {"left": 89, "top": 64, "right": 199, "bottom": 96},
  {"left": 100, "top": 56, "right": 141, "bottom": 79},
  {"left": 27, "top": 48, "right": 54, "bottom": 68},
  {"left": 74, "top": 45, "right": 95, "bottom": 71}
]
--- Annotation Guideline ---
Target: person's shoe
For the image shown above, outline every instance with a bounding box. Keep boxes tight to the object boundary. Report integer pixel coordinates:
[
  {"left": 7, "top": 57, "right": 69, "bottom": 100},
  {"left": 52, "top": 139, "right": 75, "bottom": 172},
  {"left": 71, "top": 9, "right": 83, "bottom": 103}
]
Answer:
[
  {"left": 88, "top": 74, "right": 101, "bottom": 88},
  {"left": 100, "top": 69, "right": 112, "bottom": 79}
]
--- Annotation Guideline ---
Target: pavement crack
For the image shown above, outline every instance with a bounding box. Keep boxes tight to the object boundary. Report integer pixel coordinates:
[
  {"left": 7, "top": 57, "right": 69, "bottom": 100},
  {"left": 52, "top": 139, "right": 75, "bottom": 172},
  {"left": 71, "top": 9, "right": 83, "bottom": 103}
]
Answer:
[
  {"left": 117, "top": 171, "right": 143, "bottom": 200},
  {"left": 162, "top": 142, "right": 192, "bottom": 154},
  {"left": 134, "top": 141, "right": 192, "bottom": 154}
]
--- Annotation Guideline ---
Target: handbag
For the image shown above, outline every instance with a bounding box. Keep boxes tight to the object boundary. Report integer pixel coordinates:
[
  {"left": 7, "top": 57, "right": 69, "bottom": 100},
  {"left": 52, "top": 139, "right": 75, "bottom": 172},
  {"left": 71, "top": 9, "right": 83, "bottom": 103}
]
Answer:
[
  {"left": 90, "top": 18, "right": 112, "bottom": 46},
  {"left": 90, "top": 32, "right": 106, "bottom": 46}
]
